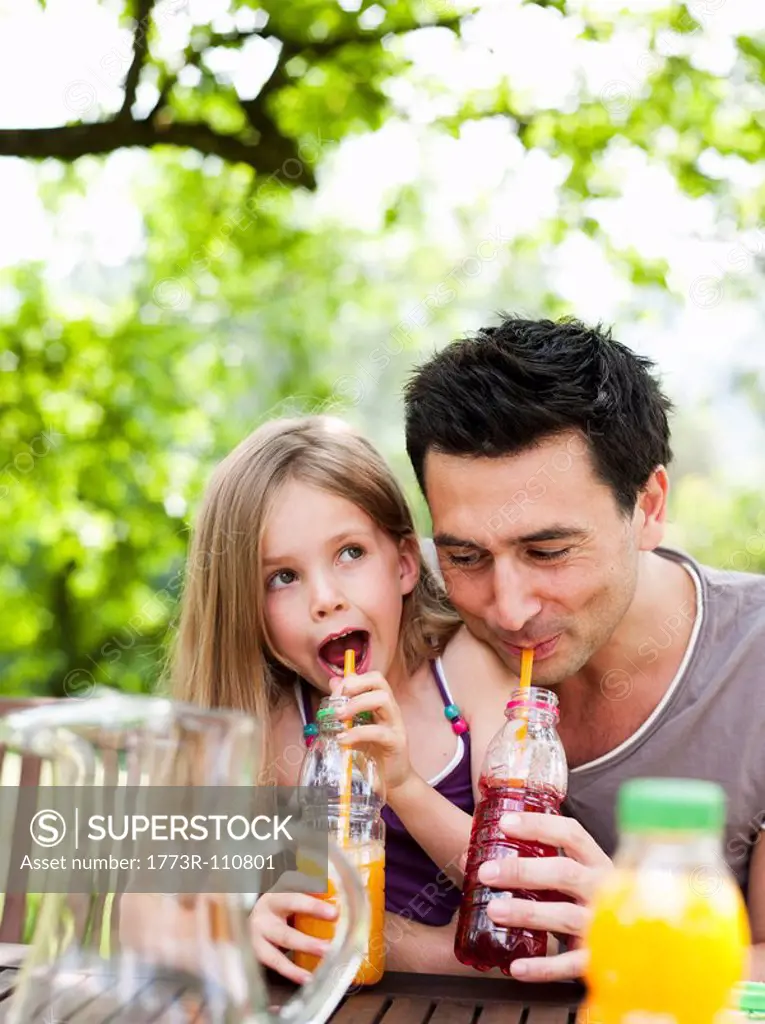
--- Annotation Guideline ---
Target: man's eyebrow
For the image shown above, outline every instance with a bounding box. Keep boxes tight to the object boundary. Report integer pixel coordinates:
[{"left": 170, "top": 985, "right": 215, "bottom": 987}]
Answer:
[
  {"left": 433, "top": 533, "right": 488, "bottom": 550},
  {"left": 433, "top": 527, "right": 588, "bottom": 549},
  {"left": 518, "top": 527, "right": 589, "bottom": 544}
]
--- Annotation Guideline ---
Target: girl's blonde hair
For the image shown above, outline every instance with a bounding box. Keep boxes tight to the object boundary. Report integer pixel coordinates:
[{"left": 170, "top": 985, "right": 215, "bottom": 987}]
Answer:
[{"left": 169, "top": 416, "right": 460, "bottom": 749}]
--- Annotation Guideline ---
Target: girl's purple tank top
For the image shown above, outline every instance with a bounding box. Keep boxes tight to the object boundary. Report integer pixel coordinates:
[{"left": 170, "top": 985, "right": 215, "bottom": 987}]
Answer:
[{"left": 297, "top": 660, "right": 474, "bottom": 927}]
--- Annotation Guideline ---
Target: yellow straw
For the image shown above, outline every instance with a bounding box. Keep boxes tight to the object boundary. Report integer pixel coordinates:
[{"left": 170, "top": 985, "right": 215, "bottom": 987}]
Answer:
[
  {"left": 338, "top": 648, "right": 355, "bottom": 848},
  {"left": 518, "top": 647, "right": 534, "bottom": 742},
  {"left": 343, "top": 647, "right": 355, "bottom": 682}
]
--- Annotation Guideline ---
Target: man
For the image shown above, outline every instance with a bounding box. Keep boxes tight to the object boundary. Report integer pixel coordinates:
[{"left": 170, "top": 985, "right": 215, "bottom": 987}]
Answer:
[{"left": 402, "top": 315, "right": 765, "bottom": 981}]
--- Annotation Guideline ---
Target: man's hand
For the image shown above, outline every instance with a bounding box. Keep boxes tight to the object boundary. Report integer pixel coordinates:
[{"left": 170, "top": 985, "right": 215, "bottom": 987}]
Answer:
[
  {"left": 334, "top": 671, "right": 413, "bottom": 792},
  {"left": 478, "top": 812, "right": 613, "bottom": 982}
]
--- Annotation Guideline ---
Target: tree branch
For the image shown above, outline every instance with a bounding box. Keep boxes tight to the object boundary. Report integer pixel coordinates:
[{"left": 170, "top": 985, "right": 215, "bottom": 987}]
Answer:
[
  {"left": 45, "top": 624, "right": 170, "bottom": 698},
  {"left": 239, "top": 42, "right": 294, "bottom": 137},
  {"left": 0, "top": 9, "right": 471, "bottom": 181},
  {"left": 289, "top": 11, "right": 467, "bottom": 57},
  {"left": 161, "top": 30, "right": 298, "bottom": 165},
  {"left": 51, "top": 560, "right": 78, "bottom": 672},
  {"left": 0, "top": 119, "right": 315, "bottom": 186},
  {"left": 120, "top": 0, "right": 156, "bottom": 119},
  {"left": 188, "top": 27, "right": 263, "bottom": 53},
  {"left": 149, "top": 72, "right": 175, "bottom": 121},
  {"left": 185, "top": 11, "right": 467, "bottom": 67},
  {"left": 190, "top": 11, "right": 466, "bottom": 61}
]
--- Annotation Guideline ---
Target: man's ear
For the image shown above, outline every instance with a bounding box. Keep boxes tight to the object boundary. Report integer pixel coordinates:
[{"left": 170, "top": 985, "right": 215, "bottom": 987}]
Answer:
[
  {"left": 398, "top": 535, "right": 420, "bottom": 597},
  {"left": 636, "top": 466, "right": 669, "bottom": 551}
]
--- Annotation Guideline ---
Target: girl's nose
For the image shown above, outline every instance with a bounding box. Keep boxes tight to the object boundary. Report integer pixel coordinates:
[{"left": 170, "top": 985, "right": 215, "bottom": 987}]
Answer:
[{"left": 309, "top": 578, "right": 349, "bottom": 620}]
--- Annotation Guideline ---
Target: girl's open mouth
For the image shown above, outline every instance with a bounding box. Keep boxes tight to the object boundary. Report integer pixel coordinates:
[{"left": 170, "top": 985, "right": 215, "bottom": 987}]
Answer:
[{"left": 318, "top": 629, "right": 371, "bottom": 676}]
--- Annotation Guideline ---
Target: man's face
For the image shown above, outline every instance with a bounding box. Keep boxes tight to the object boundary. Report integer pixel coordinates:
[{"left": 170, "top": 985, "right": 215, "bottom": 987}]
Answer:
[{"left": 424, "top": 431, "right": 649, "bottom": 686}]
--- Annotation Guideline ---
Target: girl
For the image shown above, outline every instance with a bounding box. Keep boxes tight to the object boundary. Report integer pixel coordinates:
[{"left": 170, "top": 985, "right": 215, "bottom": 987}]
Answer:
[{"left": 171, "top": 415, "right": 512, "bottom": 980}]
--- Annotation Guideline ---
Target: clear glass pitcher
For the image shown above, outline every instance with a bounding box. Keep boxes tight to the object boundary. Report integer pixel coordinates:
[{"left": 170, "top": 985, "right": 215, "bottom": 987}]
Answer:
[{"left": 0, "top": 688, "right": 367, "bottom": 1024}]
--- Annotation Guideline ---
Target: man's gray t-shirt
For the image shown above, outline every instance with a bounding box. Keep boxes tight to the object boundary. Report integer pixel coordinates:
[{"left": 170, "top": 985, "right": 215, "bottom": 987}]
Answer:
[
  {"left": 422, "top": 539, "right": 765, "bottom": 893},
  {"left": 564, "top": 546, "right": 765, "bottom": 895}
]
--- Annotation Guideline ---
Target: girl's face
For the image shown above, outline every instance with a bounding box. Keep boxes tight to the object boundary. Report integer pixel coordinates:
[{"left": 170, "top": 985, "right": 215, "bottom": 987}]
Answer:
[{"left": 261, "top": 479, "right": 419, "bottom": 692}]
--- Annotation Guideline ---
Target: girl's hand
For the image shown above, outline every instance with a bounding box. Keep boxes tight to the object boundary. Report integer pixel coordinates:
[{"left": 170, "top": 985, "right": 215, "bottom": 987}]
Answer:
[
  {"left": 249, "top": 887, "right": 337, "bottom": 985},
  {"left": 333, "top": 671, "right": 413, "bottom": 793}
]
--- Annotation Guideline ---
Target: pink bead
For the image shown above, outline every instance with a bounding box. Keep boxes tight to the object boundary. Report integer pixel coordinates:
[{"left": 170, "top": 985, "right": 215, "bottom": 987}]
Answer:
[{"left": 452, "top": 718, "right": 468, "bottom": 735}]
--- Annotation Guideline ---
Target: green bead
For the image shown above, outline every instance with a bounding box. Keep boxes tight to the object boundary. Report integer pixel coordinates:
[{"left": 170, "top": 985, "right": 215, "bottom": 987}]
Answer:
[
  {"left": 354, "top": 711, "right": 373, "bottom": 725},
  {"left": 444, "top": 704, "right": 460, "bottom": 721}
]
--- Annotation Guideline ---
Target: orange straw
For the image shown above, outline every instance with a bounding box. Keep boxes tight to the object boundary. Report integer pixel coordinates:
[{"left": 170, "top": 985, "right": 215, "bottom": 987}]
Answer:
[
  {"left": 338, "top": 648, "right": 355, "bottom": 847},
  {"left": 518, "top": 647, "right": 534, "bottom": 742}
]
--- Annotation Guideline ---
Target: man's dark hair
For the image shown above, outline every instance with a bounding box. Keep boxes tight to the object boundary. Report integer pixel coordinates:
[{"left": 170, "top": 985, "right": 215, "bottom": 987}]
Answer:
[{"left": 403, "top": 315, "right": 673, "bottom": 514}]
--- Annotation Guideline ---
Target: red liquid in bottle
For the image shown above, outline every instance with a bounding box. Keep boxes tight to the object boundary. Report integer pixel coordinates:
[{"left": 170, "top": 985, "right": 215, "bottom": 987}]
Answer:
[{"left": 454, "top": 776, "right": 568, "bottom": 974}]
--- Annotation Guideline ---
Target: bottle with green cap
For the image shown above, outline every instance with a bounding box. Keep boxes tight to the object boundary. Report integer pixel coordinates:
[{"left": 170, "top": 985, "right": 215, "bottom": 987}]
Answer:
[
  {"left": 734, "top": 982, "right": 765, "bottom": 1019},
  {"left": 582, "top": 777, "right": 750, "bottom": 1024},
  {"left": 294, "top": 693, "right": 386, "bottom": 985}
]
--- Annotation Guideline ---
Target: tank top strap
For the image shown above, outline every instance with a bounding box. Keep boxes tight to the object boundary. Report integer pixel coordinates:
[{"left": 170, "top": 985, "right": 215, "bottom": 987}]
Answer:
[
  {"left": 429, "top": 656, "right": 454, "bottom": 708},
  {"left": 294, "top": 678, "right": 314, "bottom": 727}
]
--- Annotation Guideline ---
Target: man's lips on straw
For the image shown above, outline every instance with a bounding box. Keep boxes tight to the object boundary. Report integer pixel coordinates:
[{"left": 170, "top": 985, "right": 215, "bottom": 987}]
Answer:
[{"left": 501, "top": 634, "right": 561, "bottom": 660}]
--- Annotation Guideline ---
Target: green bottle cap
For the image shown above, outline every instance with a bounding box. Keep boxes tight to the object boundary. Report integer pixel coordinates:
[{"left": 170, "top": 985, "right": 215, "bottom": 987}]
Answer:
[
  {"left": 617, "top": 778, "right": 726, "bottom": 834},
  {"left": 738, "top": 982, "right": 765, "bottom": 1015},
  {"left": 314, "top": 693, "right": 373, "bottom": 731},
  {"left": 315, "top": 708, "right": 372, "bottom": 725}
]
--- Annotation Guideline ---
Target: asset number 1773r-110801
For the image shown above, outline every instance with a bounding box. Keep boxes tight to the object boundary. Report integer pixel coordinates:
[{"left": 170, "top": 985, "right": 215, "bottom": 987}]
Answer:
[{"left": 146, "top": 854, "right": 276, "bottom": 870}]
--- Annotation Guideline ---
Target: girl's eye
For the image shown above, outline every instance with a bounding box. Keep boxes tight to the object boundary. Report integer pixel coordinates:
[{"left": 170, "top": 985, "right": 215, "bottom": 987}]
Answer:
[
  {"left": 267, "top": 569, "right": 297, "bottom": 590},
  {"left": 339, "top": 545, "right": 365, "bottom": 562},
  {"left": 529, "top": 548, "right": 571, "bottom": 562}
]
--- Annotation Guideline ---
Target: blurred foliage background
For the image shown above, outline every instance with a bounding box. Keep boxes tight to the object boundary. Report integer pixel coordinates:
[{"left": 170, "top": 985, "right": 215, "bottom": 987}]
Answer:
[{"left": 1, "top": 0, "right": 765, "bottom": 697}]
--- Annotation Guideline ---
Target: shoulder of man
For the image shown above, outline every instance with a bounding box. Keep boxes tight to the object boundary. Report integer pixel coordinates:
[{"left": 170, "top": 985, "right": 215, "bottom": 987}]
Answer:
[
  {"left": 659, "top": 543, "right": 765, "bottom": 643},
  {"left": 698, "top": 559, "right": 765, "bottom": 596},
  {"left": 661, "top": 543, "right": 765, "bottom": 596}
]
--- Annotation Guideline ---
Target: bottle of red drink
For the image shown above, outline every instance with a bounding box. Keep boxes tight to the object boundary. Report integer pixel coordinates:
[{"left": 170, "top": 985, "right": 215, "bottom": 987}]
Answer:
[{"left": 455, "top": 685, "right": 568, "bottom": 973}]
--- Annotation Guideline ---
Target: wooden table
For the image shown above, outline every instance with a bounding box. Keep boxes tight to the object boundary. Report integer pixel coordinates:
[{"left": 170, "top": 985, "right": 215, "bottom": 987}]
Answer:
[
  {"left": 0, "top": 943, "right": 583, "bottom": 1022},
  {"left": 307, "top": 970, "right": 584, "bottom": 1022}
]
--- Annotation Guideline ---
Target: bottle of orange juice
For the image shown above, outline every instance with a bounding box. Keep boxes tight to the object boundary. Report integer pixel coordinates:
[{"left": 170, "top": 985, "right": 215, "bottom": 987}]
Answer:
[
  {"left": 583, "top": 778, "right": 750, "bottom": 1024},
  {"left": 294, "top": 692, "right": 386, "bottom": 985}
]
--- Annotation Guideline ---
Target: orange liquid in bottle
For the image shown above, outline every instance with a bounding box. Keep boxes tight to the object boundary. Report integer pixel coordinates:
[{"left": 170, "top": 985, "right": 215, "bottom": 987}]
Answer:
[
  {"left": 294, "top": 842, "right": 385, "bottom": 985},
  {"left": 585, "top": 866, "right": 750, "bottom": 1024}
]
